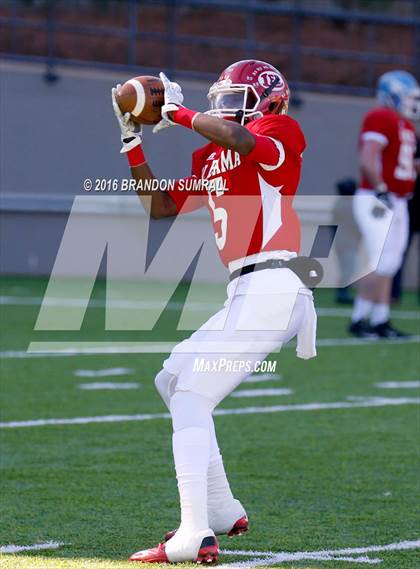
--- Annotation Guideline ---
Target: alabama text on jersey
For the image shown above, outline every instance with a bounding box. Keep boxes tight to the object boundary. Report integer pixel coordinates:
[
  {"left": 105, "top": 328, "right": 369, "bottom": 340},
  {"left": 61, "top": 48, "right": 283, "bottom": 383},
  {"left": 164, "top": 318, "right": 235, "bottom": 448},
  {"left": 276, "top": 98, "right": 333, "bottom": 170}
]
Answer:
[{"left": 168, "top": 115, "right": 306, "bottom": 267}]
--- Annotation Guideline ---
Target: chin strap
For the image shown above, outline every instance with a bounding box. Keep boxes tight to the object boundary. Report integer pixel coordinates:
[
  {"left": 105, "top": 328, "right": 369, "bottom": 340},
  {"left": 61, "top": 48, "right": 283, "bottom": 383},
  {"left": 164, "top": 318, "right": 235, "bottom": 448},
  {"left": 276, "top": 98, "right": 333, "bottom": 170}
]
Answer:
[
  {"left": 261, "top": 76, "right": 280, "bottom": 99},
  {"left": 234, "top": 109, "right": 245, "bottom": 124}
]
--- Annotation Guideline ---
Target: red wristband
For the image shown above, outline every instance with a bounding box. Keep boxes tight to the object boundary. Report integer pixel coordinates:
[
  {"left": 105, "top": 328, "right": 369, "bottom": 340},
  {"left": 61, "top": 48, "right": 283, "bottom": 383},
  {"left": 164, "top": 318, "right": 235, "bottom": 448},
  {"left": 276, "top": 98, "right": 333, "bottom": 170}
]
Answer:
[
  {"left": 172, "top": 106, "right": 199, "bottom": 130},
  {"left": 127, "top": 144, "right": 146, "bottom": 168}
]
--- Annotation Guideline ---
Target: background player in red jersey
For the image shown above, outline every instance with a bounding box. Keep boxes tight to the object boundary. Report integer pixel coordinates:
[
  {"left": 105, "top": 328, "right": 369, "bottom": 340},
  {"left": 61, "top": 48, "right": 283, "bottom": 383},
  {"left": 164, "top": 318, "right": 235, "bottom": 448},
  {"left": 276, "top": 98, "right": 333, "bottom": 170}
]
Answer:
[
  {"left": 112, "top": 60, "right": 317, "bottom": 563},
  {"left": 349, "top": 70, "right": 419, "bottom": 338}
]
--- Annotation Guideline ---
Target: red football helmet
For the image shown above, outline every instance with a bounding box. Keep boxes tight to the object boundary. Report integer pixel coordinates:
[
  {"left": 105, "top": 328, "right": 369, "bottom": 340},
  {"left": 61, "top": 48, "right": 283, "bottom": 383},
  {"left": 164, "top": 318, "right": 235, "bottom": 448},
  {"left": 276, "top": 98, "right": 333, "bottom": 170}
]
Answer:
[{"left": 207, "top": 60, "right": 290, "bottom": 124}]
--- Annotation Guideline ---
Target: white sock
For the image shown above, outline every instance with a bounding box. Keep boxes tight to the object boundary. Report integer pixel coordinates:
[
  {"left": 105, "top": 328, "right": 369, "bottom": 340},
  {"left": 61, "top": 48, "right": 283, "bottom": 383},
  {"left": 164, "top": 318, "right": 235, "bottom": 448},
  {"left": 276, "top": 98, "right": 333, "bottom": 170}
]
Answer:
[
  {"left": 208, "top": 419, "right": 234, "bottom": 509},
  {"left": 352, "top": 296, "right": 374, "bottom": 322},
  {"left": 209, "top": 417, "right": 220, "bottom": 463},
  {"left": 172, "top": 427, "right": 210, "bottom": 533},
  {"left": 208, "top": 458, "right": 235, "bottom": 509},
  {"left": 370, "top": 303, "right": 390, "bottom": 326}
]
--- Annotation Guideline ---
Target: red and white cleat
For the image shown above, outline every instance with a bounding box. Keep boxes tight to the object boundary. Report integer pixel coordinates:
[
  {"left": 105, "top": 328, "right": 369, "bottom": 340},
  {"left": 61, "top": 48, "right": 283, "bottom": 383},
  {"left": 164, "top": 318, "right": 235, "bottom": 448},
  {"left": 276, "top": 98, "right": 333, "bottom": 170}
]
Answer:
[
  {"left": 227, "top": 515, "right": 249, "bottom": 538},
  {"left": 129, "top": 542, "right": 168, "bottom": 563},
  {"left": 195, "top": 536, "right": 219, "bottom": 564},
  {"left": 129, "top": 536, "right": 219, "bottom": 564},
  {"left": 164, "top": 515, "right": 249, "bottom": 542}
]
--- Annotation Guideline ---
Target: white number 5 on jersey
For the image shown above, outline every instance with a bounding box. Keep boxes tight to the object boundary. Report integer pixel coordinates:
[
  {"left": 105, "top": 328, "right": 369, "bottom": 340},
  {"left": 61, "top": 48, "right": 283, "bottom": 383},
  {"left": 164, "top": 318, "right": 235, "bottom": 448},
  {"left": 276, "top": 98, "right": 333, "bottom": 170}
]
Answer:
[
  {"left": 395, "top": 129, "right": 416, "bottom": 181},
  {"left": 208, "top": 192, "right": 227, "bottom": 250}
]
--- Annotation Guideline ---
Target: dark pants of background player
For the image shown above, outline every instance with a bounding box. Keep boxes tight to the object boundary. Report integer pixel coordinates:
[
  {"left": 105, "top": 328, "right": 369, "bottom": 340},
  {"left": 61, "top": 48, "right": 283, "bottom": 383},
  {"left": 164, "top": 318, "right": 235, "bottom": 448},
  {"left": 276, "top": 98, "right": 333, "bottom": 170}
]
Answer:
[
  {"left": 392, "top": 139, "right": 420, "bottom": 304},
  {"left": 391, "top": 182, "right": 420, "bottom": 304},
  {"left": 334, "top": 178, "right": 358, "bottom": 305}
]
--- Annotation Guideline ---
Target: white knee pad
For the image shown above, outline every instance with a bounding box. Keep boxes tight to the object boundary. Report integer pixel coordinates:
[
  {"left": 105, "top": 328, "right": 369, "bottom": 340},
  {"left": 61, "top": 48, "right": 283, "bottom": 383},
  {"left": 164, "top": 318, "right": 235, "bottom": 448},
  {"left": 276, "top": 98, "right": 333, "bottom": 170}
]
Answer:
[
  {"left": 170, "top": 391, "right": 214, "bottom": 432},
  {"left": 354, "top": 190, "right": 408, "bottom": 278},
  {"left": 377, "top": 226, "right": 407, "bottom": 277},
  {"left": 154, "top": 369, "right": 177, "bottom": 409},
  {"left": 376, "top": 256, "right": 402, "bottom": 277}
]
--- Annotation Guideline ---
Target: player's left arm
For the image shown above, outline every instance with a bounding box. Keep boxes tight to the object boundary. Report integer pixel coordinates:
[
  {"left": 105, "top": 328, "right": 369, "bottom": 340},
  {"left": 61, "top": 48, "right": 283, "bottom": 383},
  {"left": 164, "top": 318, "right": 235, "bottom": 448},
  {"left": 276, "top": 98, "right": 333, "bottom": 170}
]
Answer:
[{"left": 155, "top": 73, "right": 279, "bottom": 164}]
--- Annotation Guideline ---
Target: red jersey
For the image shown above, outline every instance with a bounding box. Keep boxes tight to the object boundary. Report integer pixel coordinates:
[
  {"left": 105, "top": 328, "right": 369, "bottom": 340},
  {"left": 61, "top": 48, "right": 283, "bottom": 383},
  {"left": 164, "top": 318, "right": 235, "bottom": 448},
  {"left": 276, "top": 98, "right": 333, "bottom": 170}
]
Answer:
[
  {"left": 168, "top": 115, "right": 306, "bottom": 267},
  {"left": 359, "top": 107, "right": 416, "bottom": 197}
]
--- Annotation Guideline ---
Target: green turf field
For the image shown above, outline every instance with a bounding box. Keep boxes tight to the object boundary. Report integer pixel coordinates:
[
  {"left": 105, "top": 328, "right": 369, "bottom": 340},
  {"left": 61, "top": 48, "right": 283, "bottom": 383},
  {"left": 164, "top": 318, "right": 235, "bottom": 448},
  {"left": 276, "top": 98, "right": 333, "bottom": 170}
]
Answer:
[{"left": 0, "top": 276, "right": 419, "bottom": 569}]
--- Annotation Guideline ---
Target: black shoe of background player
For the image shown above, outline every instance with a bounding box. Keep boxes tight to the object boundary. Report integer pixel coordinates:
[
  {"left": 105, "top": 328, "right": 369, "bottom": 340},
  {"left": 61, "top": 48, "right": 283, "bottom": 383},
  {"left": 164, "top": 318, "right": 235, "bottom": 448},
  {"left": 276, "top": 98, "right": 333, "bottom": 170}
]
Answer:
[
  {"left": 372, "top": 320, "right": 411, "bottom": 339},
  {"left": 336, "top": 288, "right": 353, "bottom": 305},
  {"left": 348, "top": 319, "right": 377, "bottom": 338}
]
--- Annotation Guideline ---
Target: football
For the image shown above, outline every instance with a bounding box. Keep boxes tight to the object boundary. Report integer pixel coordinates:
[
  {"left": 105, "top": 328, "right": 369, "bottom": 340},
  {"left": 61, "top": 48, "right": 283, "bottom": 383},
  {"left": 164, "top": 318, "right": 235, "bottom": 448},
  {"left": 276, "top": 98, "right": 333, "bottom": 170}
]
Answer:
[{"left": 115, "top": 75, "right": 165, "bottom": 125}]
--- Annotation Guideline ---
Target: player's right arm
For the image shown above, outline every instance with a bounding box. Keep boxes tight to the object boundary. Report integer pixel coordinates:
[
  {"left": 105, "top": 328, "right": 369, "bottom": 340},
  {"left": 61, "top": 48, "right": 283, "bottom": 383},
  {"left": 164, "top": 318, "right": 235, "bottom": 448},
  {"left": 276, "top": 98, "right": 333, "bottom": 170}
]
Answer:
[
  {"left": 360, "top": 139, "right": 385, "bottom": 190},
  {"left": 130, "top": 162, "right": 177, "bottom": 219},
  {"left": 113, "top": 85, "right": 183, "bottom": 219},
  {"left": 359, "top": 109, "right": 393, "bottom": 206},
  {"left": 129, "top": 161, "right": 203, "bottom": 219}
]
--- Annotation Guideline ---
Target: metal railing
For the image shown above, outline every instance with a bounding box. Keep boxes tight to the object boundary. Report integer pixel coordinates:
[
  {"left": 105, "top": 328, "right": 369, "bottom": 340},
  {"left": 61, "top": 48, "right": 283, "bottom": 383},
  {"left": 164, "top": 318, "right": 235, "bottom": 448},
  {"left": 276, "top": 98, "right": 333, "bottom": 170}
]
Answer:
[{"left": 0, "top": 0, "right": 419, "bottom": 95}]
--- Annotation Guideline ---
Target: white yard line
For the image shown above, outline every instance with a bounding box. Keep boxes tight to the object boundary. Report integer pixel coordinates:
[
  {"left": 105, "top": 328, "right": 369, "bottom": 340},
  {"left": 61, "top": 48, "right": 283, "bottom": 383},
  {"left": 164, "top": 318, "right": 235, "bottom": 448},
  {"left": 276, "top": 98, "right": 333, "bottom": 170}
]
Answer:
[
  {"left": 375, "top": 381, "right": 420, "bottom": 389},
  {"left": 1, "top": 295, "right": 418, "bottom": 320},
  {"left": 244, "top": 374, "right": 283, "bottom": 383},
  {"left": 0, "top": 397, "right": 418, "bottom": 429},
  {"left": 316, "top": 307, "right": 419, "bottom": 320},
  {"left": 0, "top": 539, "right": 417, "bottom": 565},
  {"left": 221, "top": 538, "right": 420, "bottom": 567},
  {"left": 78, "top": 382, "right": 140, "bottom": 390},
  {"left": 221, "top": 554, "right": 381, "bottom": 566},
  {"left": 231, "top": 388, "right": 293, "bottom": 398},
  {"left": 316, "top": 336, "right": 420, "bottom": 347},
  {"left": 0, "top": 335, "right": 418, "bottom": 359},
  {"left": 74, "top": 367, "right": 134, "bottom": 377},
  {"left": 0, "top": 295, "right": 217, "bottom": 312},
  {"left": 0, "top": 411, "right": 170, "bottom": 429},
  {"left": 0, "top": 541, "right": 64, "bottom": 554}
]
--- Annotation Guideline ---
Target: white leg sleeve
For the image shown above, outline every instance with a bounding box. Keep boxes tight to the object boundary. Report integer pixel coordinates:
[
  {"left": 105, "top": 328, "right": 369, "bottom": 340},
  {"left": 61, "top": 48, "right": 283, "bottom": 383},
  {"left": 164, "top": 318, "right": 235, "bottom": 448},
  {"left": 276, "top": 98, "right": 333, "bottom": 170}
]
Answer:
[
  {"left": 209, "top": 416, "right": 221, "bottom": 462},
  {"left": 172, "top": 427, "right": 210, "bottom": 533},
  {"left": 208, "top": 457, "right": 234, "bottom": 509},
  {"left": 208, "top": 418, "right": 234, "bottom": 506},
  {"left": 170, "top": 392, "right": 213, "bottom": 533},
  {"left": 207, "top": 418, "right": 246, "bottom": 534}
]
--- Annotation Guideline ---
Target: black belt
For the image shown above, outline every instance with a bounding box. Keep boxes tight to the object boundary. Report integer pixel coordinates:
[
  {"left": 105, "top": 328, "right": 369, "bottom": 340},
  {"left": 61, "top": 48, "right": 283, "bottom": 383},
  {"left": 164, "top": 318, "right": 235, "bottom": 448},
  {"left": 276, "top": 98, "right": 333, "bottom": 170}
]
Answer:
[{"left": 229, "top": 256, "right": 324, "bottom": 288}]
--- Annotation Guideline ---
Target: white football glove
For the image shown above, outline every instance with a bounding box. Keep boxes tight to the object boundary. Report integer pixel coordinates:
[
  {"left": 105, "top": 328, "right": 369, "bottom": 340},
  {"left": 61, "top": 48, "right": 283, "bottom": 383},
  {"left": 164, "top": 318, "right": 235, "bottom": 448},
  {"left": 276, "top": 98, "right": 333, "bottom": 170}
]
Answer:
[
  {"left": 111, "top": 84, "right": 143, "bottom": 153},
  {"left": 153, "top": 72, "right": 184, "bottom": 134}
]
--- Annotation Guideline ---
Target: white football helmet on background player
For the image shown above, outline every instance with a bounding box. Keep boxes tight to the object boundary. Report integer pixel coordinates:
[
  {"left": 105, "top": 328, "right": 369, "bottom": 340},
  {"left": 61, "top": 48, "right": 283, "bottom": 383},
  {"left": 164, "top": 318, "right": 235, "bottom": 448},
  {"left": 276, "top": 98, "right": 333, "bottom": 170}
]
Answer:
[{"left": 377, "top": 70, "right": 420, "bottom": 121}]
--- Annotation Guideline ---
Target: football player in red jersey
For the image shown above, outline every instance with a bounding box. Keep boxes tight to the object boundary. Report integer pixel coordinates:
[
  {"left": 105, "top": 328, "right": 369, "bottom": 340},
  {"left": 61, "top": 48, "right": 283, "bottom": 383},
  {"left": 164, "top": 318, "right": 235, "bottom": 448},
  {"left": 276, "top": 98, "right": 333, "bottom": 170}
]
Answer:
[
  {"left": 349, "top": 70, "right": 419, "bottom": 338},
  {"left": 112, "top": 60, "right": 317, "bottom": 563}
]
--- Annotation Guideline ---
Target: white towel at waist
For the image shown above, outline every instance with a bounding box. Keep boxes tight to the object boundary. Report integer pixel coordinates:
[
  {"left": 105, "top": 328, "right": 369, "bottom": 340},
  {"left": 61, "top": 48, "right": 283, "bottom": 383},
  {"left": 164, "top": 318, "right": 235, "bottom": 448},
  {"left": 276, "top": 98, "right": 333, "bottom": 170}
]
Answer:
[{"left": 296, "top": 292, "right": 317, "bottom": 360}]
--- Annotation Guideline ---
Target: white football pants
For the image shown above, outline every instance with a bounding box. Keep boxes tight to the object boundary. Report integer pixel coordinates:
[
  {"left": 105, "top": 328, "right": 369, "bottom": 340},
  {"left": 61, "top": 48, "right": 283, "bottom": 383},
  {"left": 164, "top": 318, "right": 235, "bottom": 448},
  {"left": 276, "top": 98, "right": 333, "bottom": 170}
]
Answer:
[
  {"left": 161, "top": 267, "right": 316, "bottom": 406},
  {"left": 353, "top": 189, "right": 409, "bottom": 277}
]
